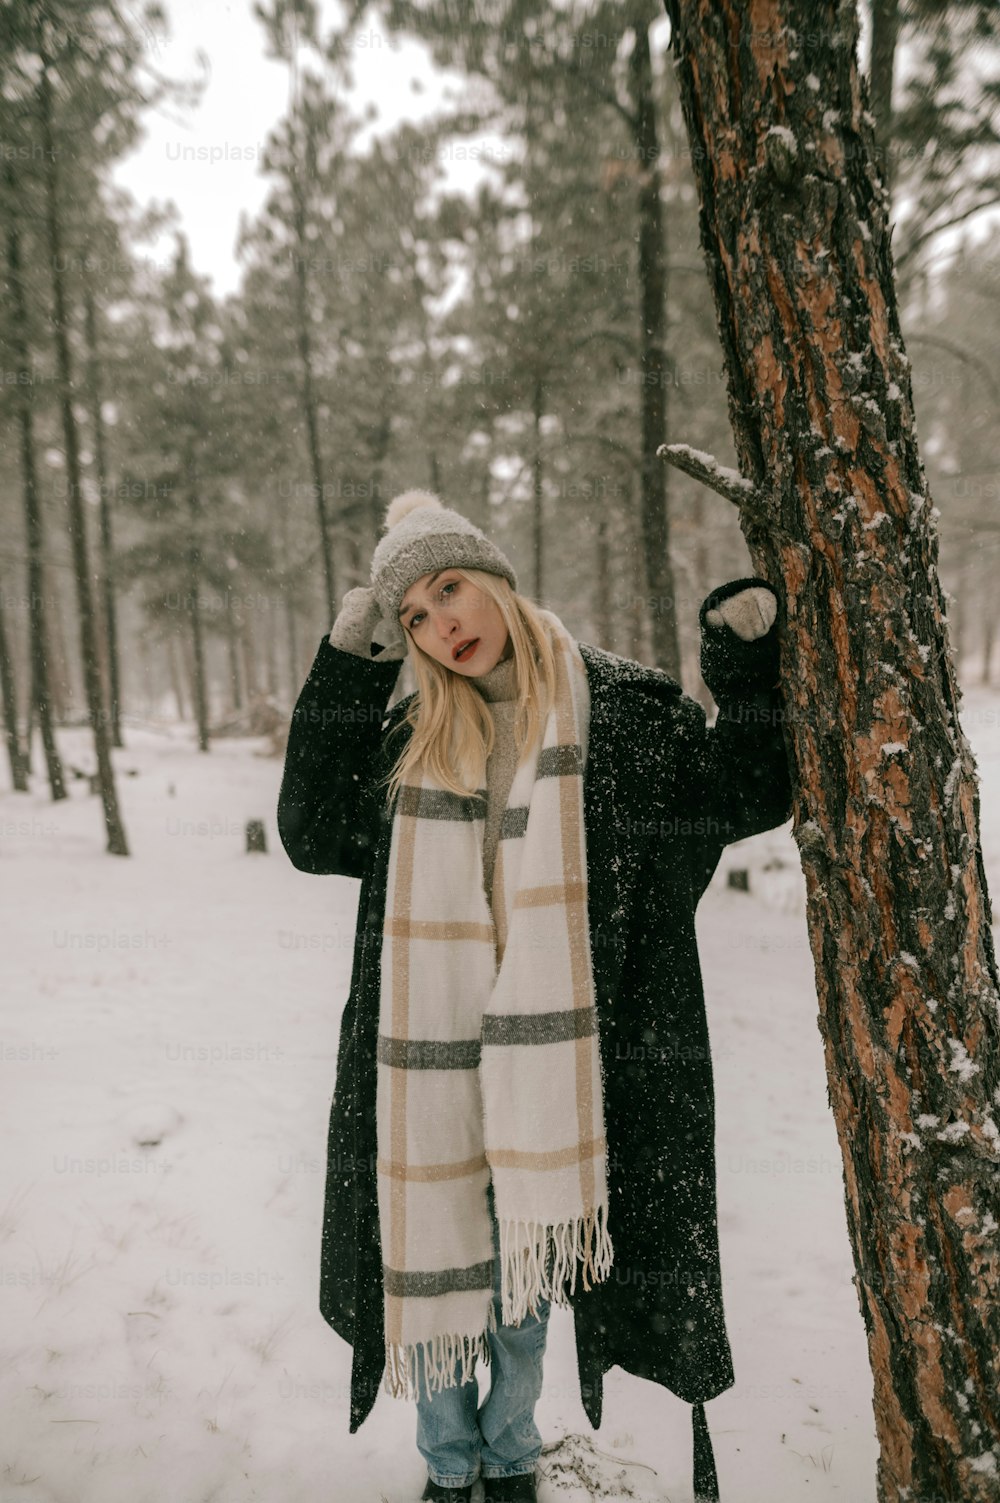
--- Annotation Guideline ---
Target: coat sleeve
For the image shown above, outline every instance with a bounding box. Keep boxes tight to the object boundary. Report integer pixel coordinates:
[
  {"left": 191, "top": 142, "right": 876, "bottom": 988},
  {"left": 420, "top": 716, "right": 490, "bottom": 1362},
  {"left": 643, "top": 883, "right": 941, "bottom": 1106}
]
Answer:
[
  {"left": 678, "top": 577, "right": 795, "bottom": 894},
  {"left": 276, "top": 636, "right": 406, "bottom": 878}
]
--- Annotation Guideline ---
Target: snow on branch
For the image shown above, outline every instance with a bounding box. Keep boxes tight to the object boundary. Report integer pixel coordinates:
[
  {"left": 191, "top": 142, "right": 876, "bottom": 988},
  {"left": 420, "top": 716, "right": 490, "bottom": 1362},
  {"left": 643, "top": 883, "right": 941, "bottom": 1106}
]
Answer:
[
  {"left": 656, "top": 443, "right": 783, "bottom": 536},
  {"left": 657, "top": 443, "right": 756, "bottom": 504}
]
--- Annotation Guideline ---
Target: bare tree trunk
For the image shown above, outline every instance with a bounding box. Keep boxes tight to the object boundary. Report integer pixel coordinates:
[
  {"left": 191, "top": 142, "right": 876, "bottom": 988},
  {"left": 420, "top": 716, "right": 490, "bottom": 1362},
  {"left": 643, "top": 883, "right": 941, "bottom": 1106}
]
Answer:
[
  {"left": 82, "top": 272, "right": 124, "bottom": 747},
  {"left": 241, "top": 607, "right": 260, "bottom": 701},
  {"left": 263, "top": 594, "right": 279, "bottom": 695},
  {"left": 595, "top": 509, "right": 612, "bottom": 650},
  {"left": 225, "top": 593, "right": 244, "bottom": 713},
  {"left": 628, "top": 14, "right": 681, "bottom": 679},
  {"left": 288, "top": 112, "right": 346, "bottom": 617},
  {"left": 982, "top": 594, "right": 995, "bottom": 686},
  {"left": 178, "top": 630, "right": 198, "bottom": 729},
  {"left": 166, "top": 632, "right": 186, "bottom": 722},
  {"left": 532, "top": 372, "right": 544, "bottom": 600},
  {"left": 184, "top": 484, "right": 210, "bottom": 753},
  {"left": 663, "top": 4, "right": 1000, "bottom": 1499},
  {"left": 46, "top": 565, "right": 71, "bottom": 722},
  {"left": 691, "top": 488, "right": 715, "bottom": 713},
  {"left": 0, "top": 583, "right": 28, "bottom": 791},
  {"left": 3, "top": 158, "right": 66, "bottom": 802},
  {"left": 225, "top": 610, "right": 243, "bottom": 709},
  {"left": 38, "top": 44, "right": 127, "bottom": 853},
  {"left": 869, "top": 0, "right": 900, "bottom": 200},
  {"left": 625, "top": 470, "right": 646, "bottom": 662}
]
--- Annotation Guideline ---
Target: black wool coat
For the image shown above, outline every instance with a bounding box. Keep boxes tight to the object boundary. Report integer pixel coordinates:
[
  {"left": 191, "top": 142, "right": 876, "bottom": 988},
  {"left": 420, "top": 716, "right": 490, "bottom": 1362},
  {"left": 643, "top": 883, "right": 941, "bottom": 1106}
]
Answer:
[{"left": 276, "top": 577, "right": 795, "bottom": 1499}]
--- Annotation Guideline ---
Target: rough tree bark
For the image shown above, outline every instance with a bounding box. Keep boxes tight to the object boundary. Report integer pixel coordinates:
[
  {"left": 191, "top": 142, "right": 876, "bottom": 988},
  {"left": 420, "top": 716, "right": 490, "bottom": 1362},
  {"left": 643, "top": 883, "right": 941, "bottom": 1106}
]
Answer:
[
  {"left": 2, "top": 157, "right": 66, "bottom": 802},
  {"left": 82, "top": 272, "right": 124, "bottom": 748},
  {"left": 288, "top": 104, "right": 344, "bottom": 618},
  {"left": 38, "top": 37, "right": 127, "bottom": 853},
  {"left": 183, "top": 474, "right": 210, "bottom": 754},
  {"left": 661, "top": 3, "right": 1000, "bottom": 1500},
  {"left": 0, "top": 585, "right": 28, "bottom": 791}
]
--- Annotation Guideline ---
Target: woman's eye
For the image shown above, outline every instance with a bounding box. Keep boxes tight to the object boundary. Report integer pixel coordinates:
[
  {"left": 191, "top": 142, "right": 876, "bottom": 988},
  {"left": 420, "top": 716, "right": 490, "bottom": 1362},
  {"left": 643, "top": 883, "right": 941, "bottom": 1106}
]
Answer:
[{"left": 408, "top": 580, "right": 457, "bottom": 629}]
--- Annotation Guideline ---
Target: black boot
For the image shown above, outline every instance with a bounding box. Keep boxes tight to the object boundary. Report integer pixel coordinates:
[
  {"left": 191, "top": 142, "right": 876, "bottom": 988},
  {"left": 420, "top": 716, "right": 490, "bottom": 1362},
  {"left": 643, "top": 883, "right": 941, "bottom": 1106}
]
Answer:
[
  {"left": 419, "top": 1475, "right": 474, "bottom": 1503},
  {"left": 481, "top": 1472, "right": 537, "bottom": 1503}
]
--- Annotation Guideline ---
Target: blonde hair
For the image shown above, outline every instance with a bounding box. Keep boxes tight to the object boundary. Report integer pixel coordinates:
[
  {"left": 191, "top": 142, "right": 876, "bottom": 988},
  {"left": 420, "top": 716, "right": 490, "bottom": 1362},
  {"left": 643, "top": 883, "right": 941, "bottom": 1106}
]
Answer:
[{"left": 378, "top": 569, "right": 558, "bottom": 808}]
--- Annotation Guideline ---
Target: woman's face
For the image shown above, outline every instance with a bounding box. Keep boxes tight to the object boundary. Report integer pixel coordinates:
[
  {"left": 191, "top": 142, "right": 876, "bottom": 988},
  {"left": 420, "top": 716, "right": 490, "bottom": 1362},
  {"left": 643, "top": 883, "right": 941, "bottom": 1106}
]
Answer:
[{"left": 397, "top": 570, "right": 511, "bottom": 676}]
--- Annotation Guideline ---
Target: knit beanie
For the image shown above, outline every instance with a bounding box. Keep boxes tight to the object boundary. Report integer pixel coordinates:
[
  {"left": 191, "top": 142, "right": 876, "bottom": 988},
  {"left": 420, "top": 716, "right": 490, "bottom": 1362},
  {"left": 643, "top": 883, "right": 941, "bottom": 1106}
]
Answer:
[{"left": 371, "top": 490, "right": 518, "bottom": 624}]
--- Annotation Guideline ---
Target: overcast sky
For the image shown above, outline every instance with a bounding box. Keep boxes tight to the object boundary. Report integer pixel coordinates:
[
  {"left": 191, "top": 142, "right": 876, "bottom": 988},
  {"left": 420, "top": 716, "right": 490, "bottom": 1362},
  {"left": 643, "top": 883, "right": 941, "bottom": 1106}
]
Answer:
[
  {"left": 110, "top": 2, "right": 993, "bottom": 304},
  {"left": 111, "top": 0, "right": 483, "bottom": 298}
]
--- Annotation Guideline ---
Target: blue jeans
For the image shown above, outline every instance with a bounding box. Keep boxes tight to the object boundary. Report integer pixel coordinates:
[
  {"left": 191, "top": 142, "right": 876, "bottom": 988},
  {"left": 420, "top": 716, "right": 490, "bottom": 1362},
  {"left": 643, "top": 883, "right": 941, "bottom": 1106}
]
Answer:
[{"left": 414, "top": 1180, "right": 551, "bottom": 1488}]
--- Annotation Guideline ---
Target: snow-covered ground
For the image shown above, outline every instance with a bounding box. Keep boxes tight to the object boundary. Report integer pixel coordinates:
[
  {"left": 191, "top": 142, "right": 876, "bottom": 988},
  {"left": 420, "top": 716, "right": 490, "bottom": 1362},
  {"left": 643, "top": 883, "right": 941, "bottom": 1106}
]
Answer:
[{"left": 3, "top": 683, "right": 999, "bottom": 1503}]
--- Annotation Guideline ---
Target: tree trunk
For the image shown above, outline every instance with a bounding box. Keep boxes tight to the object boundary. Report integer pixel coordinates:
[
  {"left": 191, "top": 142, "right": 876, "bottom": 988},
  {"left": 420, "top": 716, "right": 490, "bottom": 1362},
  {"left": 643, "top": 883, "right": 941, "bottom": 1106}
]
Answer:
[
  {"left": 241, "top": 607, "right": 260, "bottom": 702},
  {"left": 663, "top": 4, "right": 1000, "bottom": 1500},
  {"left": 595, "top": 509, "right": 612, "bottom": 650},
  {"left": 184, "top": 485, "right": 210, "bottom": 753},
  {"left": 166, "top": 632, "right": 187, "bottom": 722},
  {"left": 625, "top": 470, "right": 646, "bottom": 662},
  {"left": 46, "top": 564, "right": 72, "bottom": 722},
  {"left": 288, "top": 113, "right": 340, "bottom": 618},
  {"left": 38, "top": 46, "right": 127, "bottom": 853},
  {"left": 532, "top": 372, "right": 544, "bottom": 600},
  {"left": 263, "top": 594, "right": 279, "bottom": 695},
  {"left": 690, "top": 488, "right": 715, "bottom": 713},
  {"left": 225, "top": 593, "right": 244, "bottom": 713},
  {"left": 82, "top": 271, "right": 124, "bottom": 748},
  {"left": 3, "top": 158, "right": 67, "bottom": 802},
  {"left": 0, "top": 583, "right": 28, "bottom": 791},
  {"left": 629, "top": 15, "right": 681, "bottom": 679},
  {"left": 869, "top": 0, "right": 900, "bottom": 199},
  {"left": 982, "top": 592, "right": 995, "bottom": 687}
]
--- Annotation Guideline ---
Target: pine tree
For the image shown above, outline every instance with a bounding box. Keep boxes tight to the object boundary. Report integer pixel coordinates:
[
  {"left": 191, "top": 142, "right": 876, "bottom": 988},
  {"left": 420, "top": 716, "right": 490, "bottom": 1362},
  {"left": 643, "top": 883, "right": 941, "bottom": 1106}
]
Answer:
[{"left": 662, "top": 4, "right": 1000, "bottom": 1498}]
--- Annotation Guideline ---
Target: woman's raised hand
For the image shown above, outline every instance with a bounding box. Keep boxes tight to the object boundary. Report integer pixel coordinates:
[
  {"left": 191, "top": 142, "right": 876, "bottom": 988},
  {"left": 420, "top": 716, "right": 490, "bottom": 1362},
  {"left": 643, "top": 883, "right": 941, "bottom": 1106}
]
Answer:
[
  {"left": 329, "top": 586, "right": 408, "bottom": 661},
  {"left": 705, "top": 585, "right": 777, "bottom": 641}
]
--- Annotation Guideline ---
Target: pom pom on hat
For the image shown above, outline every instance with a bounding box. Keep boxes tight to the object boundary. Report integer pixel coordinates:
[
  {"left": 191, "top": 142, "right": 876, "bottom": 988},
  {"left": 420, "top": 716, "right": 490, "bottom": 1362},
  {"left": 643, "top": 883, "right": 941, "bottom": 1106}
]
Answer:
[
  {"left": 371, "top": 487, "right": 518, "bottom": 626},
  {"left": 383, "top": 489, "right": 445, "bottom": 532}
]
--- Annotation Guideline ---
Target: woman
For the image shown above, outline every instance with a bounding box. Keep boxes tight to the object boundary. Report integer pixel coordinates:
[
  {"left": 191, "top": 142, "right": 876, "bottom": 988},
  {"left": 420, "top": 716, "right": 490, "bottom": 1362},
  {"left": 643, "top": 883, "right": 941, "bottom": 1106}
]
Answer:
[{"left": 277, "top": 490, "right": 795, "bottom": 1503}]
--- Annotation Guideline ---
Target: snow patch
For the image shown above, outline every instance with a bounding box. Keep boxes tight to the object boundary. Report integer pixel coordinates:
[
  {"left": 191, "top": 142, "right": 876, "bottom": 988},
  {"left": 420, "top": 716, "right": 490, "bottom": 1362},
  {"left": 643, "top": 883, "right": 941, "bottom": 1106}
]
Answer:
[
  {"left": 766, "top": 124, "right": 798, "bottom": 150},
  {"left": 947, "top": 1039, "right": 979, "bottom": 1081},
  {"left": 943, "top": 757, "right": 962, "bottom": 807}
]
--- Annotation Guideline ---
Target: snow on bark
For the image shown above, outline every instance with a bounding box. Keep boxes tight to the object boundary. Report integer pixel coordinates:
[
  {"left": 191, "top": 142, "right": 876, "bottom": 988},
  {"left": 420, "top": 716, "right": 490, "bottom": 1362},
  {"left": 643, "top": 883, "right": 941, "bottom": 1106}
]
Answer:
[{"left": 663, "top": 0, "right": 1000, "bottom": 1497}]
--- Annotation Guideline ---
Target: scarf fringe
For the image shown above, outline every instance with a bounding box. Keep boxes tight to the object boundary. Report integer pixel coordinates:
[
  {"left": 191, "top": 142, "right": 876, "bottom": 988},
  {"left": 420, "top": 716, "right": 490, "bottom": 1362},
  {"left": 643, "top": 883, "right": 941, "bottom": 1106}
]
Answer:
[
  {"left": 500, "top": 1202, "right": 614, "bottom": 1326},
  {"left": 383, "top": 1295, "right": 499, "bottom": 1402}
]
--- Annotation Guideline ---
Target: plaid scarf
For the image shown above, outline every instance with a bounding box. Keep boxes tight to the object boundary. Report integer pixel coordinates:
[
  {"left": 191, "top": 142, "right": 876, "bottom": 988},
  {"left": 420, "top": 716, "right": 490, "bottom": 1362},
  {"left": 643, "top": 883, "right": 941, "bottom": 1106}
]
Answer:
[{"left": 377, "top": 607, "right": 614, "bottom": 1401}]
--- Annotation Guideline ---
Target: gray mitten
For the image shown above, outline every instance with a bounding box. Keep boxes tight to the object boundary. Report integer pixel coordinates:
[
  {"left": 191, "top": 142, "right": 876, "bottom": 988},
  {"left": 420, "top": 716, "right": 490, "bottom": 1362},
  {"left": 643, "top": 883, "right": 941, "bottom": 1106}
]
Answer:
[{"left": 328, "top": 586, "right": 408, "bottom": 661}]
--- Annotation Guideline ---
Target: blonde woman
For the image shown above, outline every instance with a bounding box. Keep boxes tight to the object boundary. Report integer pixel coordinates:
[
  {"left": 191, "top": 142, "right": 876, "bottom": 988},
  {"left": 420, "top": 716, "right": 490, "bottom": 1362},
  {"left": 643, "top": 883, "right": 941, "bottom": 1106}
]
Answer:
[{"left": 277, "top": 491, "right": 794, "bottom": 1503}]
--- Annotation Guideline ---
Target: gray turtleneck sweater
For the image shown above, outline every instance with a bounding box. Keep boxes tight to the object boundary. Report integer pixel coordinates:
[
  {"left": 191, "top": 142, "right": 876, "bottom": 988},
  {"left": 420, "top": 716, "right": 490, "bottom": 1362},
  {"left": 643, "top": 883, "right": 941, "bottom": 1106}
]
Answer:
[{"left": 469, "top": 648, "right": 521, "bottom": 914}]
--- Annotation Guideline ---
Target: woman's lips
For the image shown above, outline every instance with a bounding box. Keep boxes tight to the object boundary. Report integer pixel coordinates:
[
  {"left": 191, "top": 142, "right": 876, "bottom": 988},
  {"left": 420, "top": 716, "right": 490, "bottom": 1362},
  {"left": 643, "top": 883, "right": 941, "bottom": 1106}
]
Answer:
[{"left": 453, "top": 638, "right": 479, "bottom": 661}]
